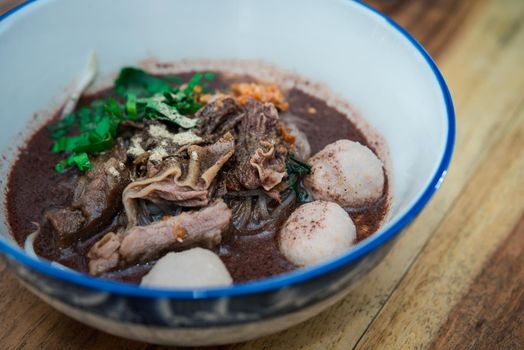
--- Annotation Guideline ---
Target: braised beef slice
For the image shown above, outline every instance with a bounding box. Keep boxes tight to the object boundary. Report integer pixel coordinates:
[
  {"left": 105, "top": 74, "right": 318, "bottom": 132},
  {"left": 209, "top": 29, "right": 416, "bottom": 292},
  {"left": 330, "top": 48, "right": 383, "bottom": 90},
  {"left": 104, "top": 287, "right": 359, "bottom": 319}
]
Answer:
[
  {"left": 45, "top": 208, "right": 85, "bottom": 239},
  {"left": 120, "top": 199, "right": 232, "bottom": 263},
  {"left": 196, "top": 97, "right": 245, "bottom": 137},
  {"left": 231, "top": 99, "right": 287, "bottom": 190},
  {"left": 48, "top": 146, "right": 130, "bottom": 246},
  {"left": 88, "top": 200, "right": 232, "bottom": 275}
]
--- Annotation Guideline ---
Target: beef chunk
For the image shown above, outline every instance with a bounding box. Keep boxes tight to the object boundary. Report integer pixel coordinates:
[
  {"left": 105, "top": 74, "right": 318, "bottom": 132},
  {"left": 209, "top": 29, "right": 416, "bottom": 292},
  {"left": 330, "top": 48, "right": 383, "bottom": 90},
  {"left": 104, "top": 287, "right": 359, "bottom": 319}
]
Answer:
[
  {"left": 46, "top": 208, "right": 85, "bottom": 240},
  {"left": 88, "top": 200, "right": 232, "bottom": 275},
  {"left": 196, "top": 97, "right": 245, "bottom": 137},
  {"left": 74, "top": 158, "right": 126, "bottom": 219},
  {"left": 120, "top": 199, "right": 231, "bottom": 263},
  {"left": 50, "top": 145, "right": 131, "bottom": 246}
]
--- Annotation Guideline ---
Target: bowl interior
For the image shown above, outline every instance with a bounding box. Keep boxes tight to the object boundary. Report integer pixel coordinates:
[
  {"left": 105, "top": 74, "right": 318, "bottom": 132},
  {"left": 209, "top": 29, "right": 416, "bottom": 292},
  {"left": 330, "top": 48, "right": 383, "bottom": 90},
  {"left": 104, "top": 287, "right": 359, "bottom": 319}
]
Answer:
[{"left": 0, "top": 0, "right": 450, "bottom": 287}]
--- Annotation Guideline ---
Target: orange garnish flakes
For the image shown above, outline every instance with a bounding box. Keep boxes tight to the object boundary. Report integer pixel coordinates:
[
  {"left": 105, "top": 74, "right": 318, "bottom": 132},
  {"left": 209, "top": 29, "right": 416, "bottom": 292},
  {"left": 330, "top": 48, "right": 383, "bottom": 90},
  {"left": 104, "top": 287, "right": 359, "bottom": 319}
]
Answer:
[
  {"left": 172, "top": 223, "right": 187, "bottom": 242},
  {"left": 198, "top": 93, "right": 213, "bottom": 104},
  {"left": 277, "top": 122, "right": 296, "bottom": 144},
  {"left": 230, "top": 83, "right": 289, "bottom": 111},
  {"left": 198, "top": 92, "right": 228, "bottom": 105}
]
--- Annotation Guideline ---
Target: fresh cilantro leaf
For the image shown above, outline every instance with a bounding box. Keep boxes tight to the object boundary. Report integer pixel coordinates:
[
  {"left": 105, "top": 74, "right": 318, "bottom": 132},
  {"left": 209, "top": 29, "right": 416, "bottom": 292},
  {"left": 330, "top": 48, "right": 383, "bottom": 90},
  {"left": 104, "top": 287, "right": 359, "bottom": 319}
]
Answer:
[
  {"left": 286, "top": 154, "right": 311, "bottom": 175},
  {"left": 138, "top": 94, "right": 198, "bottom": 128},
  {"left": 52, "top": 69, "right": 207, "bottom": 172},
  {"left": 104, "top": 98, "right": 122, "bottom": 117},
  {"left": 53, "top": 114, "right": 119, "bottom": 154},
  {"left": 286, "top": 154, "right": 312, "bottom": 203},
  {"left": 78, "top": 107, "right": 95, "bottom": 132},
  {"left": 165, "top": 76, "right": 183, "bottom": 84},
  {"left": 184, "top": 73, "right": 203, "bottom": 94},
  {"left": 52, "top": 133, "right": 91, "bottom": 153},
  {"left": 115, "top": 67, "right": 172, "bottom": 97},
  {"left": 51, "top": 129, "right": 68, "bottom": 138},
  {"left": 48, "top": 113, "right": 77, "bottom": 138},
  {"left": 163, "top": 90, "right": 202, "bottom": 115},
  {"left": 204, "top": 72, "right": 215, "bottom": 80}
]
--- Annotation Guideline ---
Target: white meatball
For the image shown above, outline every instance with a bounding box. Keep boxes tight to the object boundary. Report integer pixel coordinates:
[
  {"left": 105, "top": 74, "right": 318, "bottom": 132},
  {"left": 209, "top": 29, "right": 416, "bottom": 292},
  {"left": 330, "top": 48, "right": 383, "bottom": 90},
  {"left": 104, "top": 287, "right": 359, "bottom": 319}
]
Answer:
[
  {"left": 305, "top": 140, "right": 384, "bottom": 208},
  {"left": 279, "top": 201, "right": 356, "bottom": 267},
  {"left": 140, "top": 248, "right": 232, "bottom": 288}
]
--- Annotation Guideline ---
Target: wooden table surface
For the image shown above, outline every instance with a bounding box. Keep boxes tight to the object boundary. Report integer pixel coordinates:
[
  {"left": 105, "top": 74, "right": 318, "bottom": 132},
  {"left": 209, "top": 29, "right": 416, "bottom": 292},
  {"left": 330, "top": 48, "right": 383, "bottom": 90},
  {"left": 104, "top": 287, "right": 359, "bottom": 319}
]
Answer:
[{"left": 1, "top": 0, "right": 523, "bottom": 349}]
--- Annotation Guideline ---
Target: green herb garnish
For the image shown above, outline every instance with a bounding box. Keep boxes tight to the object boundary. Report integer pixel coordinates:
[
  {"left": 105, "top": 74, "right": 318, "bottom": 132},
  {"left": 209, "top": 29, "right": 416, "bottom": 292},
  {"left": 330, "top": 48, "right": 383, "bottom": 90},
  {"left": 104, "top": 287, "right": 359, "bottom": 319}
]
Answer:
[
  {"left": 164, "top": 90, "right": 202, "bottom": 115},
  {"left": 48, "top": 113, "right": 77, "bottom": 139},
  {"left": 137, "top": 94, "right": 199, "bottom": 128},
  {"left": 286, "top": 154, "right": 312, "bottom": 203},
  {"left": 115, "top": 67, "right": 171, "bottom": 97},
  {"left": 52, "top": 113, "right": 119, "bottom": 153},
  {"left": 55, "top": 152, "right": 93, "bottom": 173},
  {"left": 204, "top": 72, "right": 216, "bottom": 81},
  {"left": 286, "top": 154, "right": 311, "bottom": 175},
  {"left": 50, "top": 68, "right": 215, "bottom": 172},
  {"left": 125, "top": 93, "right": 138, "bottom": 120}
]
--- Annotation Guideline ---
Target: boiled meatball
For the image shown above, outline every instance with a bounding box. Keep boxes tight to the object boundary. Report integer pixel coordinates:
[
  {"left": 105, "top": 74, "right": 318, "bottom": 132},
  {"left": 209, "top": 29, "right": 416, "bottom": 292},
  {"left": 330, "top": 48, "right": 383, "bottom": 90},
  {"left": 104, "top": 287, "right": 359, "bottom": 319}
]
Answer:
[
  {"left": 279, "top": 201, "right": 356, "bottom": 267},
  {"left": 305, "top": 140, "right": 384, "bottom": 208},
  {"left": 140, "top": 248, "right": 232, "bottom": 288}
]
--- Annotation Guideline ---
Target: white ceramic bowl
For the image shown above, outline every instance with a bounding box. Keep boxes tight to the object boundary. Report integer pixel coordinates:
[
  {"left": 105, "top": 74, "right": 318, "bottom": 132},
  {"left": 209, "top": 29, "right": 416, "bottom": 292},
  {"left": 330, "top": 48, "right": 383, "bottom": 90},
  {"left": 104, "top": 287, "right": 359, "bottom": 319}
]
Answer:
[{"left": 0, "top": 0, "right": 454, "bottom": 346}]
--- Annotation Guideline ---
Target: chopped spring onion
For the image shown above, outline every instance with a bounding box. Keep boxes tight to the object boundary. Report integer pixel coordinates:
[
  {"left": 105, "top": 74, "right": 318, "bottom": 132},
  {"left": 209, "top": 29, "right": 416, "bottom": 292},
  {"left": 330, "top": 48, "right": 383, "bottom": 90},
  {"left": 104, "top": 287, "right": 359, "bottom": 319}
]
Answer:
[
  {"left": 125, "top": 93, "right": 138, "bottom": 120},
  {"left": 55, "top": 152, "right": 93, "bottom": 173}
]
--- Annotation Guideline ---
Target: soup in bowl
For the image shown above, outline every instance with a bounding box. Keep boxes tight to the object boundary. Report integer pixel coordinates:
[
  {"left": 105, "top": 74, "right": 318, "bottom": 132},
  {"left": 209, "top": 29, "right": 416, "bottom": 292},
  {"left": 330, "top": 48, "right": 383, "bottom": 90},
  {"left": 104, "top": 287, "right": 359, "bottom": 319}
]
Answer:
[{"left": 0, "top": 0, "right": 454, "bottom": 346}]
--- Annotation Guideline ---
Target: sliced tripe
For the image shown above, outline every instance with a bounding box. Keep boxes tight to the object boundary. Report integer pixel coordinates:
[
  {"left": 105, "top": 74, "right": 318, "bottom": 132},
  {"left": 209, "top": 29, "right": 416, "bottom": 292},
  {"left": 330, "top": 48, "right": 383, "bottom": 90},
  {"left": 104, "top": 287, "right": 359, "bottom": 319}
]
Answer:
[{"left": 123, "top": 132, "right": 234, "bottom": 227}]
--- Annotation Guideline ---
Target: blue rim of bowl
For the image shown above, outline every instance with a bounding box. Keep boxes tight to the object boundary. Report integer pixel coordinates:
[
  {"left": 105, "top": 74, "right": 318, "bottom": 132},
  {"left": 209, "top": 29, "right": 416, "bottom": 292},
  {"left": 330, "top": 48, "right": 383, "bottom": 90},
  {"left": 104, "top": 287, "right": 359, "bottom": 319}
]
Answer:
[{"left": 0, "top": 0, "right": 455, "bottom": 299}]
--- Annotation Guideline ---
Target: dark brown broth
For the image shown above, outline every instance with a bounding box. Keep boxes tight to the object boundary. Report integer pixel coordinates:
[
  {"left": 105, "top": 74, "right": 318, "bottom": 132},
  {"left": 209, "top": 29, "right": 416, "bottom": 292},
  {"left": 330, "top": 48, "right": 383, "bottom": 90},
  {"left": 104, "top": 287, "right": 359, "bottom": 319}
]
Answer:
[{"left": 6, "top": 71, "right": 388, "bottom": 284}]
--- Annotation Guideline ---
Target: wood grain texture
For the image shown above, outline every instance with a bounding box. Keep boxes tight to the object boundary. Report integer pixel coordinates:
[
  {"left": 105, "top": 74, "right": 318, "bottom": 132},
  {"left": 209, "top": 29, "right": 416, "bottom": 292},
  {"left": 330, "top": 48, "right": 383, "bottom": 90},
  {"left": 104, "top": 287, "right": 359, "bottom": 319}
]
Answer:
[
  {"left": 1, "top": 1, "right": 523, "bottom": 349},
  {"left": 355, "top": 90, "right": 524, "bottom": 350},
  {"left": 352, "top": 1, "right": 524, "bottom": 348},
  {"left": 367, "top": 0, "right": 483, "bottom": 58},
  {"left": 429, "top": 214, "right": 524, "bottom": 350},
  {"left": 0, "top": 0, "right": 22, "bottom": 15},
  {"left": 0, "top": 260, "right": 149, "bottom": 350}
]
